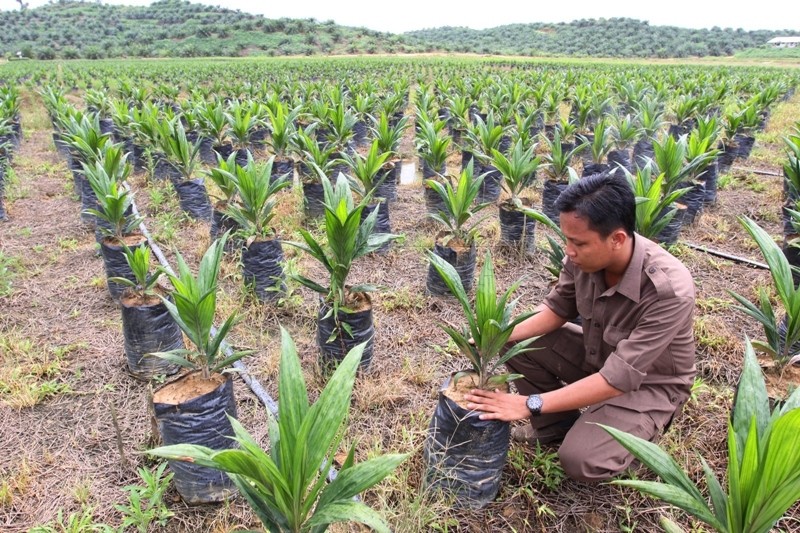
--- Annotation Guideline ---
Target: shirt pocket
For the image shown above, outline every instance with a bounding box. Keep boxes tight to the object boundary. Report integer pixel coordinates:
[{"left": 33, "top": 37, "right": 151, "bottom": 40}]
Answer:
[{"left": 602, "top": 325, "right": 632, "bottom": 353}]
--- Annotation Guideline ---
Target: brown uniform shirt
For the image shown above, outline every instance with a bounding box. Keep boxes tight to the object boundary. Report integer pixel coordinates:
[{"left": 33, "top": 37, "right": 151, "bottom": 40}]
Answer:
[{"left": 542, "top": 233, "right": 696, "bottom": 416}]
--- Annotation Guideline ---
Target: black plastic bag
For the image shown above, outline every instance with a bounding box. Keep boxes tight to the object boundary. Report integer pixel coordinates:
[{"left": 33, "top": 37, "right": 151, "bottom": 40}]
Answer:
[
  {"left": 476, "top": 164, "right": 502, "bottom": 203},
  {"left": 461, "top": 150, "right": 474, "bottom": 172},
  {"left": 120, "top": 295, "right": 183, "bottom": 380},
  {"left": 541, "top": 180, "right": 568, "bottom": 223},
  {"left": 242, "top": 238, "right": 285, "bottom": 302},
  {"left": 678, "top": 181, "right": 705, "bottom": 226},
  {"left": 426, "top": 241, "right": 477, "bottom": 295},
  {"left": 100, "top": 238, "right": 144, "bottom": 302},
  {"left": 655, "top": 206, "right": 686, "bottom": 246},
  {"left": 272, "top": 158, "right": 294, "bottom": 186},
  {"left": 633, "top": 138, "right": 655, "bottom": 170},
  {"left": 717, "top": 142, "right": 737, "bottom": 174},
  {"left": 423, "top": 374, "right": 510, "bottom": 509},
  {"left": 153, "top": 373, "right": 238, "bottom": 504},
  {"left": 499, "top": 204, "right": 536, "bottom": 251},
  {"left": 424, "top": 184, "right": 448, "bottom": 217},
  {"left": 700, "top": 159, "right": 719, "bottom": 205},
  {"left": 174, "top": 179, "right": 212, "bottom": 221},
  {"left": 361, "top": 202, "right": 392, "bottom": 253},
  {"left": 152, "top": 156, "right": 182, "bottom": 183},
  {"left": 582, "top": 163, "right": 610, "bottom": 177},
  {"left": 316, "top": 299, "right": 374, "bottom": 371},
  {"left": 608, "top": 149, "right": 632, "bottom": 174},
  {"left": 374, "top": 163, "right": 397, "bottom": 202},
  {"left": 79, "top": 172, "right": 99, "bottom": 226},
  {"left": 783, "top": 238, "right": 800, "bottom": 286},
  {"left": 302, "top": 181, "right": 326, "bottom": 219}
]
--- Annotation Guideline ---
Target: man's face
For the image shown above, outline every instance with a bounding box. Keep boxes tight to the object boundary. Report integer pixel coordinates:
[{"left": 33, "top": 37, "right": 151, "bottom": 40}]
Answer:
[{"left": 559, "top": 211, "right": 615, "bottom": 273}]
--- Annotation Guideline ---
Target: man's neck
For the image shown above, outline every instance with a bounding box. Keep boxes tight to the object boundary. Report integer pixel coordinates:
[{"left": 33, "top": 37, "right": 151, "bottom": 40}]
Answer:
[{"left": 604, "top": 235, "right": 635, "bottom": 287}]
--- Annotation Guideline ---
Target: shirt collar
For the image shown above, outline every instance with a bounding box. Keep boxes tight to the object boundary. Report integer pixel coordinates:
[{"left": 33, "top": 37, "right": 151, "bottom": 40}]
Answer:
[{"left": 613, "top": 233, "right": 645, "bottom": 303}]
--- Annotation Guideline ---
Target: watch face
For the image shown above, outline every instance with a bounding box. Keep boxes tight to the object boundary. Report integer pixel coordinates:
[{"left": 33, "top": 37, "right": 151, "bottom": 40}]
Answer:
[{"left": 526, "top": 394, "right": 542, "bottom": 414}]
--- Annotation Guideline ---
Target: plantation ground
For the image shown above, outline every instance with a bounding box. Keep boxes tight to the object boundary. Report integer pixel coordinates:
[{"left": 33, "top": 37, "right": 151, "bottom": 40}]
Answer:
[{"left": 1, "top": 59, "right": 800, "bottom": 531}]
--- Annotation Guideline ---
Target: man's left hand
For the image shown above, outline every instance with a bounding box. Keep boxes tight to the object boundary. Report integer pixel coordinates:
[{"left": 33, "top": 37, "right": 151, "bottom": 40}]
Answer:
[{"left": 464, "top": 389, "right": 530, "bottom": 421}]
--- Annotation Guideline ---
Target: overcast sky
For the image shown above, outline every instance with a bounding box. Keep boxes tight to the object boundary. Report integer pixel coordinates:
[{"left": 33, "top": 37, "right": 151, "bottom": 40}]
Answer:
[{"left": 2, "top": 0, "right": 797, "bottom": 33}]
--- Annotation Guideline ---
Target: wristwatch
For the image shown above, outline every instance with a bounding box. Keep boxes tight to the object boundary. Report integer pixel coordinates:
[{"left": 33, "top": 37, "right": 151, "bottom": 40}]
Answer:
[{"left": 526, "top": 394, "right": 543, "bottom": 416}]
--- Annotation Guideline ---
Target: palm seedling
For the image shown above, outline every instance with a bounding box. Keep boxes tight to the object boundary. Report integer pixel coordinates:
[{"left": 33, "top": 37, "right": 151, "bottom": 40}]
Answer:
[
  {"left": 609, "top": 114, "right": 642, "bottom": 172},
  {"left": 729, "top": 217, "right": 800, "bottom": 367},
  {"left": 150, "top": 329, "right": 408, "bottom": 533},
  {"left": 582, "top": 117, "right": 615, "bottom": 174},
  {"left": 288, "top": 173, "right": 401, "bottom": 368},
  {"left": 425, "top": 161, "right": 489, "bottom": 294},
  {"left": 225, "top": 101, "right": 258, "bottom": 158},
  {"left": 414, "top": 115, "right": 451, "bottom": 179},
  {"left": 108, "top": 244, "right": 184, "bottom": 380},
  {"left": 159, "top": 119, "right": 212, "bottom": 219},
  {"left": 369, "top": 110, "right": 408, "bottom": 201},
  {"left": 540, "top": 130, "right": 585, "bottom": 222},
  {"left": 490, "top": 140, "right": 541, "bottom": 251},
  {"left": 152, "top": 234, "right": 253, "bottom": 379},
  {"left": 623, "top": 164, "right": 690, "bottom": 243},
  {"left": 603, "top": 339, "right": 800, "bottom": 533},
  {"left": 264, "top": 102, "right": 299, "bottom": 176},
  {"left": 224, "top": 156, "right": 292, "bottom": 301},
  {"left": 293, "top": 125, "right": 339, "bottom": 218},
  {"left": 523, "top": 209, "right": 566, "bottom": 280},
  {"left": 424, "top": 249, "right": 539, "bottom": 507},
  {"left": 427, "top": 249, "right": 536, "bottom": 389}
]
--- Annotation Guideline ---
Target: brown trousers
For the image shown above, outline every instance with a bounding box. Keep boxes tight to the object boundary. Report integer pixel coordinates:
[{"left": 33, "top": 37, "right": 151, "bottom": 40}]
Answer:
[{"left": 506, "top": 323, "right": 686, "bottom": 482}]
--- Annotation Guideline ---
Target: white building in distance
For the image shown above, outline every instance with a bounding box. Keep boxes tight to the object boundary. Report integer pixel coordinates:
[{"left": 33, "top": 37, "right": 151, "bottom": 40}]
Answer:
[{"left": 768, "top": 37, "right": 800, "bottom": 48}]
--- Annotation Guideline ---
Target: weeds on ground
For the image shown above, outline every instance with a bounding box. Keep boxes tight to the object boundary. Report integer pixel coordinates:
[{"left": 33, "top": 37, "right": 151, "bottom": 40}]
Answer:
[
  {"left": 0, "top": 458, "right": 33, "bottom": 508},
  {"left": 0, "top": 333, "right": 78, "bottom": 408},
  {"left": 115, "top": 463, "right": 174, "bottom": 533},
  {"left": 28, "top": 506, "right": 113, "bottom": 533},
  {"left": 0, "top": 250, "right": 20, "bottom": 296}
]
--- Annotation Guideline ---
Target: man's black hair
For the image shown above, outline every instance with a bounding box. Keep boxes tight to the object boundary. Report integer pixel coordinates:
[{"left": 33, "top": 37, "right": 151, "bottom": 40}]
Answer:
[{"left": 554, "top": 171, "right": 635, "bottom": 237}]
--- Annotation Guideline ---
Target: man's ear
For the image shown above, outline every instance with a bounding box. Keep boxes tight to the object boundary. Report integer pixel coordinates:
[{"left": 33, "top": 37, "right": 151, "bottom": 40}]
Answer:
[{"left": 610, "top": 229, "right": 628, "bottom": 250}]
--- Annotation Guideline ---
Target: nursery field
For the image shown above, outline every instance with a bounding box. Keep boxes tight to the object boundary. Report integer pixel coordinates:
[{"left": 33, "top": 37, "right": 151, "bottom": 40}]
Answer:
[{"left": 1, "top": 56, "right": 800, "bottom": 532}]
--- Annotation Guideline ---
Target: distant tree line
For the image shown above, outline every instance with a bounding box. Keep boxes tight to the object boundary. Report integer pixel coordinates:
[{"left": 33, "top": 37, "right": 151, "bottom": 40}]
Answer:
[
  {"left": 405, "top": 18, "right": 798, "bottom": 58},
  {"left": 0, "top": 2, "right": 796, "bottom": 60}
]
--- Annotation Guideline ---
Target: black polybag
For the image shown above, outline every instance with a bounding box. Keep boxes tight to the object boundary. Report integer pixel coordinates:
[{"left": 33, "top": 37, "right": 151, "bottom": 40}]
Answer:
[
  {"left": 242, "top": 238, "right": 286, "bottom": 302},
  {"left": 361, "top": 202, "right": 392, "bottom": 253},
  {"left": 426, "top": 241, "right": 477, "bottom": 295},
  {"left": 499, "top": 204, "right": 536, "bottom": 251},
  {"left": 423, "top": 374, "right": 510, "bottom": 509},
  {"left": 174, "top": 179, "right": 212, "bottom": 220},
  {"left": 302, "top": 181, "right": 326, "bottom": 219},
  {"left": 541, "top": 180, "right": 568, "bottom": 223},
  {"left": 153, "top": 374, "right": 237, "bottom": 504},
  {"left": 316, "top": 299, "right": 374, "bottom": 371},
  {"left": 100, "top": 239, "right": 143, "bottom": 302},
  {"left": 120, "top": 296, "right": 183, "bottom": 380}
]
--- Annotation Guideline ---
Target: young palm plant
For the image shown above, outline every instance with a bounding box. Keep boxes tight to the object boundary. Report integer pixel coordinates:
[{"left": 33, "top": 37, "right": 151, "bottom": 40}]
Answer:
[
  {"left": 369, "top": 111, "right": 408, "bottom": 202},
  {"left": 729, "top": 217, "right": 800, "bottom": 367},
  {"left": 540, "top": 129, "right": 585, "bottom": 221},
  {"left": 288, "top": 173, "right": 401, "bottom": 370},
  {"left": 340, "top": 140, "right": 394, "bottom": 251},
  {"left": 623, "top": 164, "right": 691, "bottom": 244},
  {"left": 159, "top": 119, "right": 212, "bottom": 220},
  {"left": 205, "top": 151, "right": 242, "bottom": 241},
  {"left": 491, "top": 139, "right": 541, "bottom": 251},
  {"left": 424, "top": 250, "right": 536, "bottom": 508},
  {"left": 108, "top": 244, "right": 183, "bottom": 380},
  {"left": 150, "top": 328, "right": 408, "bottom": 532},
  {"left": 603, "top": 339, "right": 800, "bottom": 533},
  {"left": 264, "top": 102, "right": 298, "bottom": 179},
  {"left": 224, "top": 156, "right": 292, "bottom": 302},
  {"left": 293, "top": 125, "right": 339, "bottom": 218},
  {"left": 83, "top": 161, "right": 147, "bottom": 301},
  {"left": 425, "top": 161, "right": 489, "bottom": 295},
  {"left": 150, "top": 235, "right": 250, "bottom": 503}
]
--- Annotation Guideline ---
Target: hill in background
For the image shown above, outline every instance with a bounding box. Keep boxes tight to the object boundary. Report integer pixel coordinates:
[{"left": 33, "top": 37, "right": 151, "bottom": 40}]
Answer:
[
  {"left": 406, "top": 18, "right": 797, "bottom": 58},
  {"left": 1, "top": 0, "right": 798, "bottom": 60},
  {"left": 1, "top": 0, "right": 421, "bottom": 59}
]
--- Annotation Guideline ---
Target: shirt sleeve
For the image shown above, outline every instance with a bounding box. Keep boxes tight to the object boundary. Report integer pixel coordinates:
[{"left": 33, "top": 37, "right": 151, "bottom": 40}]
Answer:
[
  {"left": 542, "top": 258, "right": 579, "bottom": 320},
  {"left": 599, "top": 295, "right": 694, "bottom": 393}
]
